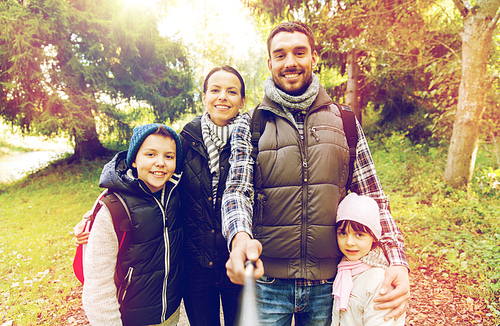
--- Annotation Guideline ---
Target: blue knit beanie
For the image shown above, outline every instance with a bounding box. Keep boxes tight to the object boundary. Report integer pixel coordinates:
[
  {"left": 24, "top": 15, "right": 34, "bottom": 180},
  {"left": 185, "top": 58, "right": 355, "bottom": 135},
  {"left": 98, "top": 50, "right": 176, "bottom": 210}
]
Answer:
[{"left": 126, "top": 123, "right": 182, "bottom": 173}]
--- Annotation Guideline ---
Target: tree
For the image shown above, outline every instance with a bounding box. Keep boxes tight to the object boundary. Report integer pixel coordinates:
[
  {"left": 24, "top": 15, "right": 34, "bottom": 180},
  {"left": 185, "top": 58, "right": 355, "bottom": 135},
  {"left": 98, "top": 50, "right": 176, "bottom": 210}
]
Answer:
[
  {"left": 0, "top": 0, "right": 194, "bottom": 160},
  {"left": 444, "top": 0, "right": 500, "bottom": 188}
]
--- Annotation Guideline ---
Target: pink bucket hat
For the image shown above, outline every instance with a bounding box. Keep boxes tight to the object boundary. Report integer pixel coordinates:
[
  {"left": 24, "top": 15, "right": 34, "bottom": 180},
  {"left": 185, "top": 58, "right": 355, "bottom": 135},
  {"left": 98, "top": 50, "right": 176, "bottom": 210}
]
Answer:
[{"left": 336, "top": 193, "right": 382, "bottom": 241}]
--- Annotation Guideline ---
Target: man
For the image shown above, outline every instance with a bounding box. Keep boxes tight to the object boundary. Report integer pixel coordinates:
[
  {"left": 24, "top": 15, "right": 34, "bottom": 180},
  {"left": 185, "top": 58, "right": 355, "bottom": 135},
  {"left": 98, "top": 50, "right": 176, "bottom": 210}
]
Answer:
[{"left": 221, "top": 21, "right": 410, "bottom": 325}]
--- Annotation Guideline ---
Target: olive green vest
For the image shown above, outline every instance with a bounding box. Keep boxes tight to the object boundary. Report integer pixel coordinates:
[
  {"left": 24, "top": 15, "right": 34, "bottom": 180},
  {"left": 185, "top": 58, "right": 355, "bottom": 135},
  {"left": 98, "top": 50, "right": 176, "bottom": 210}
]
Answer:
[{"left": 253, "top": 89, "right": 349, "bottom": 280}]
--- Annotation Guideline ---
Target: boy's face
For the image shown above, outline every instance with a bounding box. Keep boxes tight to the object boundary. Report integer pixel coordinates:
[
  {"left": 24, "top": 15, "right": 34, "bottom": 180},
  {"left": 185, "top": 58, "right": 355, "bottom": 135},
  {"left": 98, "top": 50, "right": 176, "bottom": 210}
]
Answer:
[
  {"left": 267, "top": 31, "right": 317, "bottom": 96},
  {"left": 336, "top": 224, "right": 374, "bottom": 261},
  {"left": 132, "top": 134, "right": 176, "bottom": 193}
]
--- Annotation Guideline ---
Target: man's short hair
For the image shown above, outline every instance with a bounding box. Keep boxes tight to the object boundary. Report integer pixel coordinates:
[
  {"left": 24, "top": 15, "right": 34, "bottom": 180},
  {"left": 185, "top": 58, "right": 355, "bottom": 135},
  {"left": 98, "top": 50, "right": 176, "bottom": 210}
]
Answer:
[{"left": 266, "top": 21, "right": 316, "bottom": 57}]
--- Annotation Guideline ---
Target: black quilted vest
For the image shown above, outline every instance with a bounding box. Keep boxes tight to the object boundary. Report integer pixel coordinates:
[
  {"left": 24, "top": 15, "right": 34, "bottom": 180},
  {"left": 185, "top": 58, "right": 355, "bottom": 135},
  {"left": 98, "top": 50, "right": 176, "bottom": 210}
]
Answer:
[
  {"left": 100, "top": 152, "right": 182, "bottom": 326},
  {"left": 179, "top": 116, "right": 231, "bottom": 269}
]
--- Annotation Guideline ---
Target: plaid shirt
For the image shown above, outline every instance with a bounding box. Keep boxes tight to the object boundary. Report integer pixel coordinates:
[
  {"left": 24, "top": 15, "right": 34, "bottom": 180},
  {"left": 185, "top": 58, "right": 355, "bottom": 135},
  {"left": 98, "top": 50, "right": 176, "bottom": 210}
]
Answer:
[{"left": 221, "top": 110, "right": 409, "bottom": 282}]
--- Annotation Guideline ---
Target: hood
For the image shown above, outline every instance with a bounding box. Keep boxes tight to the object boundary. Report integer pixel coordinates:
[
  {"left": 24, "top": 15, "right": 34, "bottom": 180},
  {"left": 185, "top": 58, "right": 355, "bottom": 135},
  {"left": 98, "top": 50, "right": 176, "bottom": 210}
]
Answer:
[{"left": 99, "top": 151, "right": 141, "bottom": 194}]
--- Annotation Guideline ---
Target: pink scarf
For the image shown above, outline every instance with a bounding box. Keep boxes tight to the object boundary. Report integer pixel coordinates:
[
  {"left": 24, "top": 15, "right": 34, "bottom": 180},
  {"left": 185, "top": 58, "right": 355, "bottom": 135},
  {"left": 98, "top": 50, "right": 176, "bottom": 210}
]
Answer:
[{"left": 332, "top": 260, "right": 372, "bottom": 311}]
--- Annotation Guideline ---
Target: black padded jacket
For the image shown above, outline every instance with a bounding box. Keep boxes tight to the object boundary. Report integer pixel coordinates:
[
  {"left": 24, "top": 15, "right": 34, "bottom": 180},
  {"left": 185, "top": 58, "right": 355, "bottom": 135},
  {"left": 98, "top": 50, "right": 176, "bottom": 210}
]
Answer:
[
  {"left": 179, "top": 116, "right": 231, "bottom": 269},
  {"left": 99, "top": 151, "right": 183, "bottom": 326}
]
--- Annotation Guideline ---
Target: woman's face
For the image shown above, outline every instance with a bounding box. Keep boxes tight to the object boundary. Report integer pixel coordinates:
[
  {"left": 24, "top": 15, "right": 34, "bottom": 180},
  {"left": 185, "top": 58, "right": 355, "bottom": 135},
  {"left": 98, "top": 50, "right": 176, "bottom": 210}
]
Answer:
[{"left": 202, "top": 70, "right": 245, "bottom": 126}]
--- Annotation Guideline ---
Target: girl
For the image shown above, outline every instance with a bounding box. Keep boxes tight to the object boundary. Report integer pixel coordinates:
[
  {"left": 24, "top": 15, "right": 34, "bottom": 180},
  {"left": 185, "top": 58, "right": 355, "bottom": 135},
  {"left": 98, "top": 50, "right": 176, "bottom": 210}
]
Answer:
[{"left": 332, "top": 193, "right": 405, "bottom": 326}]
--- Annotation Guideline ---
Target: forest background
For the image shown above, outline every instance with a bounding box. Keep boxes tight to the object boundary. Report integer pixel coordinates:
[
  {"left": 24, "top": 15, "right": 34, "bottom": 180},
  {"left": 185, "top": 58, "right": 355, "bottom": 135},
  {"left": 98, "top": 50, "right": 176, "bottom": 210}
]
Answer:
[{"left": 0, "top": 0, "right": 499, "bottom": 325}]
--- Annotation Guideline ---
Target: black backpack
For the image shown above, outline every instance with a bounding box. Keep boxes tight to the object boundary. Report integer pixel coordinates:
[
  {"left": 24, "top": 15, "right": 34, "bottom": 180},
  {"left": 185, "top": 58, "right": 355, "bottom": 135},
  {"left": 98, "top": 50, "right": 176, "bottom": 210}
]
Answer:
[{"left": 250, "top": 103, "right": 358, "bottom": 189}]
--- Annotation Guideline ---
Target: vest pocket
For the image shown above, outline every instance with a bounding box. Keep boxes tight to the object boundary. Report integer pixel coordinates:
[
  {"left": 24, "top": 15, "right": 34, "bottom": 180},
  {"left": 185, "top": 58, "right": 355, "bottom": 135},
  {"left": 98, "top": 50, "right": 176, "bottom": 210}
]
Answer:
[{"left": 309, "top": 125, "right": 343, "bottom": 142}]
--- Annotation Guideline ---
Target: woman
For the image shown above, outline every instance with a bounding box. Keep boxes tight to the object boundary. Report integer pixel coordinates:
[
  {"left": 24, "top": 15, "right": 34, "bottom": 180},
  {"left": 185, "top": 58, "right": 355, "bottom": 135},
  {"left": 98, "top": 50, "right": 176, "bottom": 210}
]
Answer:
[{"left": 179, "top": 65, "right": 246, "bottom": 326}]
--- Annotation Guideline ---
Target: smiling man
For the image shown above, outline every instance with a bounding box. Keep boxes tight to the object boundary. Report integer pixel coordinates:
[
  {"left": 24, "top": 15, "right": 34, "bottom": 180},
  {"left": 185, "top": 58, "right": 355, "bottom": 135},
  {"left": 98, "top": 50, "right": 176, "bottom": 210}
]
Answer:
[
  {"left": 222, "top": 21, "right": 410, "bottom": 326},
  {"left": 267, "top": 29, "right": 317, "bottom": 96}
]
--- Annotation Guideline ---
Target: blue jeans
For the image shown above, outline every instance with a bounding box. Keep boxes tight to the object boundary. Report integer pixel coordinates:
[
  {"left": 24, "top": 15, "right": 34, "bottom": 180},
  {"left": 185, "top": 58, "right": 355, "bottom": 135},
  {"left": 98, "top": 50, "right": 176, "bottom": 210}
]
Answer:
[
  {"left": 183, "top": 264, "right": 242, "bottom": 326},
  {"left": 255, "top": 276, "right": 334, "bottom": 326}
]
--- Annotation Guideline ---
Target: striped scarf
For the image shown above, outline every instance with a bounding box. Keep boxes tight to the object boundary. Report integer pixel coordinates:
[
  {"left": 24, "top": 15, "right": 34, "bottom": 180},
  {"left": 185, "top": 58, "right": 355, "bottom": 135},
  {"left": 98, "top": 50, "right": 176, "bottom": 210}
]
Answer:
[{"left": 201, "top": 112, "right": 236, "bottom": 203}]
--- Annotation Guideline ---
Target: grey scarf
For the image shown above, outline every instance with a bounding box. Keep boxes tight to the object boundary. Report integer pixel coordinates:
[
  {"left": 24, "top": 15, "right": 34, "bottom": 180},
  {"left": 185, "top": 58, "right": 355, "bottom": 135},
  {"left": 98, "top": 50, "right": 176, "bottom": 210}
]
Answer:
[
  {"left": 360, "top": 247, "right": 389, "bottom": 269},
  {"left": 263, "top": 73, "right": 320, "bottom": 114}
]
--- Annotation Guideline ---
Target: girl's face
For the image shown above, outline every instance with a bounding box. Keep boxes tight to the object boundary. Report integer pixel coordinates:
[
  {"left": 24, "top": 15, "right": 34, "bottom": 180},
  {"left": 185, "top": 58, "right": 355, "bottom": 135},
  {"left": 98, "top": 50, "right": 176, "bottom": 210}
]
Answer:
[
  {"left": 336, "top": 224, "right": 374, "bottom": 261},
  {"left": 202, "top": 70, "right": 245, "bottom": 126},
  {"left": 132, "top": 134, "right": 176, "bottom": 193}
]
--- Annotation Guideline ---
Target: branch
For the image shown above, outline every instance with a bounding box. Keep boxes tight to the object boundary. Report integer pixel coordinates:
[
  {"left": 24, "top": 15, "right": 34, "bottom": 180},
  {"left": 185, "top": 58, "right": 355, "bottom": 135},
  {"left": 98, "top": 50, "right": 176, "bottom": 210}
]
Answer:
[
  {"left": 434, "top": 40, "right": 461, "bottom": 61},
  {"left": 490, "top": 8, "right": 500, "bottom": 28},
  {"left": 452, "top": 0, "right": 469, "bottom": 17},
  {"left": 487, "top": 132, "right": 500, "bottom": 169},
  {"left": 431, "top": 0, "right": 463, "bottom": 33}
]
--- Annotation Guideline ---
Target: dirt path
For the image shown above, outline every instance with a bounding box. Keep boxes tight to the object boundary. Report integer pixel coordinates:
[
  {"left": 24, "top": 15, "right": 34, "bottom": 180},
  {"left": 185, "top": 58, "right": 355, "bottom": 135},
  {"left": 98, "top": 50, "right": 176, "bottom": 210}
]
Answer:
[{"left": 62, "top": 267, "right": 497, "bottom": 326}]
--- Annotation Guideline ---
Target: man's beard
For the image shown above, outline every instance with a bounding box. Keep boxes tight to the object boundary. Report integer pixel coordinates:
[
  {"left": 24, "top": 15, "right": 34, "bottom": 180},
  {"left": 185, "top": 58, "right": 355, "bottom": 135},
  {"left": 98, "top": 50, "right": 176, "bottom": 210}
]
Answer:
[{"left": 274, "top": 72, "right": 312, "bottom": 96}]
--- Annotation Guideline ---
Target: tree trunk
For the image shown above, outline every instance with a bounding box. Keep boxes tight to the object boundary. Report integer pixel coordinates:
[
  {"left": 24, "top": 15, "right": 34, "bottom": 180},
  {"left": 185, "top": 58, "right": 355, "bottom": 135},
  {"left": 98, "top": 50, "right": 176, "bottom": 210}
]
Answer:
[
  {"left": 346, "top": 49, "right": 362, "bottom": 124},
  {"left": 444, "top": 3, "right": 499, "bottom": 188},
  {"left": 72, "top": 111, "right": 111, "bottom": 161}
]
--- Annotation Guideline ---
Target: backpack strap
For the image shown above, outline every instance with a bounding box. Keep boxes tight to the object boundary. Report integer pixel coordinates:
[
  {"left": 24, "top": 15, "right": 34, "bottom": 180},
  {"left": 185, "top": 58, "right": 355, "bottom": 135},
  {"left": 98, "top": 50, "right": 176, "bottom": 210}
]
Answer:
[
  {"left": 99, "top": 192, "right": 133, "bottom": 288},
  {"left": 250, "top": 107, "right": 268, "bottom": 161},
  {"left": 335, "top": 103, "right": 358, "bottom": 190}
]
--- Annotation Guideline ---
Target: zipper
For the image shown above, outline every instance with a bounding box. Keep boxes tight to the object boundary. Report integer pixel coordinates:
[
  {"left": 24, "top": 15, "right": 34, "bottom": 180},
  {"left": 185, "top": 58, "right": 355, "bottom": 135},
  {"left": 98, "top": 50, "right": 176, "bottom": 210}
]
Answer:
[
  {"left": 310, "top": 125, "right": 342, "bottom": 142},
  {"left": 292, "top": 118, "right": 308, "bottom": 280},
  {"left": 118, "top": 267, "right": 134, "bottom": 303},
  {"left": 140, "top": 174, "right": 182, "bottom": 322}
]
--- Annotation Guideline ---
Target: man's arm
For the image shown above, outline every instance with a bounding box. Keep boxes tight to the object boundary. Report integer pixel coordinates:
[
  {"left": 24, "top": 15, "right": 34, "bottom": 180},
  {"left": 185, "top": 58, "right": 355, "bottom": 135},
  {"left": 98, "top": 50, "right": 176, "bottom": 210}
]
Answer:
[
  {"left": 226, "top": 232, "right": 264, "bottom": 284},
  {"left": 222, "top": 113, "right": 255, "bottom": 243},
  {"left": 222, "top": 113, "right": 264, "bottom": 284},
  {"left": 349, "top": 120, "right": 410, "bottom": 320},
  {"left": 374, "top": 266, "right": 410, "bottom": 321}
]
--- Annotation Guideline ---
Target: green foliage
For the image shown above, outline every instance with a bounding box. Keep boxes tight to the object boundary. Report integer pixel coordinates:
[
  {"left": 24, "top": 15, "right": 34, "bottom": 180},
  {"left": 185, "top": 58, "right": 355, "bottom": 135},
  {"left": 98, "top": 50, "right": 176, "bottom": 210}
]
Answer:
[
  {"left": 472, "top": 166, "right": 500, "bottom": 198},
  {"left": 0, "top": 158, "right": 107, "bottom": 324},
  {"left": 370, "top": 132, "right": 500, "bottom": 321}
]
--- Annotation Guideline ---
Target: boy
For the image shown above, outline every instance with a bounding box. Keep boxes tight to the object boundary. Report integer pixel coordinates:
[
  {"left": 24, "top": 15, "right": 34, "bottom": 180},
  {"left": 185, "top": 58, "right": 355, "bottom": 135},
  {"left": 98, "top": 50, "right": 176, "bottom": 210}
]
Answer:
[
  {"left": 332, "top": 193, "right": 405, "bottom": 325},
  {"left": 82, "top": 123, "right": 183, "bottom": 326}
]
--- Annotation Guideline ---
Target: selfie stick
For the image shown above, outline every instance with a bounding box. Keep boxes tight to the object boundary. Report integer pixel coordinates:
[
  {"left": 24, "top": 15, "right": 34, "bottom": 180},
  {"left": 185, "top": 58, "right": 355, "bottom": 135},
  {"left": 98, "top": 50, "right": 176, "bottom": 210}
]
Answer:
[{"left": 237, "top": 260, "right": 259, "bottom": 326}]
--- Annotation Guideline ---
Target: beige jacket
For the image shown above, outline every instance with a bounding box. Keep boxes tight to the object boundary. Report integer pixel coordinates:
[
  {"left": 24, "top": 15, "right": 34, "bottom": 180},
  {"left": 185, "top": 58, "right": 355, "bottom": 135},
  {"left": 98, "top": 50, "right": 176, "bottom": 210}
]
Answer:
[{"left": 332, "top": 267, "right": 406, "bottom": 326}]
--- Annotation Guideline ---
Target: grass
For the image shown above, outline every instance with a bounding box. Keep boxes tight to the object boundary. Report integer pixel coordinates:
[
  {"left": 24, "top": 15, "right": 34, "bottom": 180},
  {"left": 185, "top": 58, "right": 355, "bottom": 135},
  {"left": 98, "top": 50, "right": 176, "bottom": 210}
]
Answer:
[
  {"left": 0, "top": 133, "right": 499, "bottom": 325},
  {"left": 0, "top": 156, "right": 109, "bottom": 325}
]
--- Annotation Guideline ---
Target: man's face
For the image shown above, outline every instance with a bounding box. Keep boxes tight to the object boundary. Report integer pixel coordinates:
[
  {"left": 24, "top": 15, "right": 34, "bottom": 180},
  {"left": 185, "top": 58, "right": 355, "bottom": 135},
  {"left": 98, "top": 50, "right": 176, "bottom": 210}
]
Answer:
[{"left": 267, "top": 31, "right": 318, "bottom": 96}]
